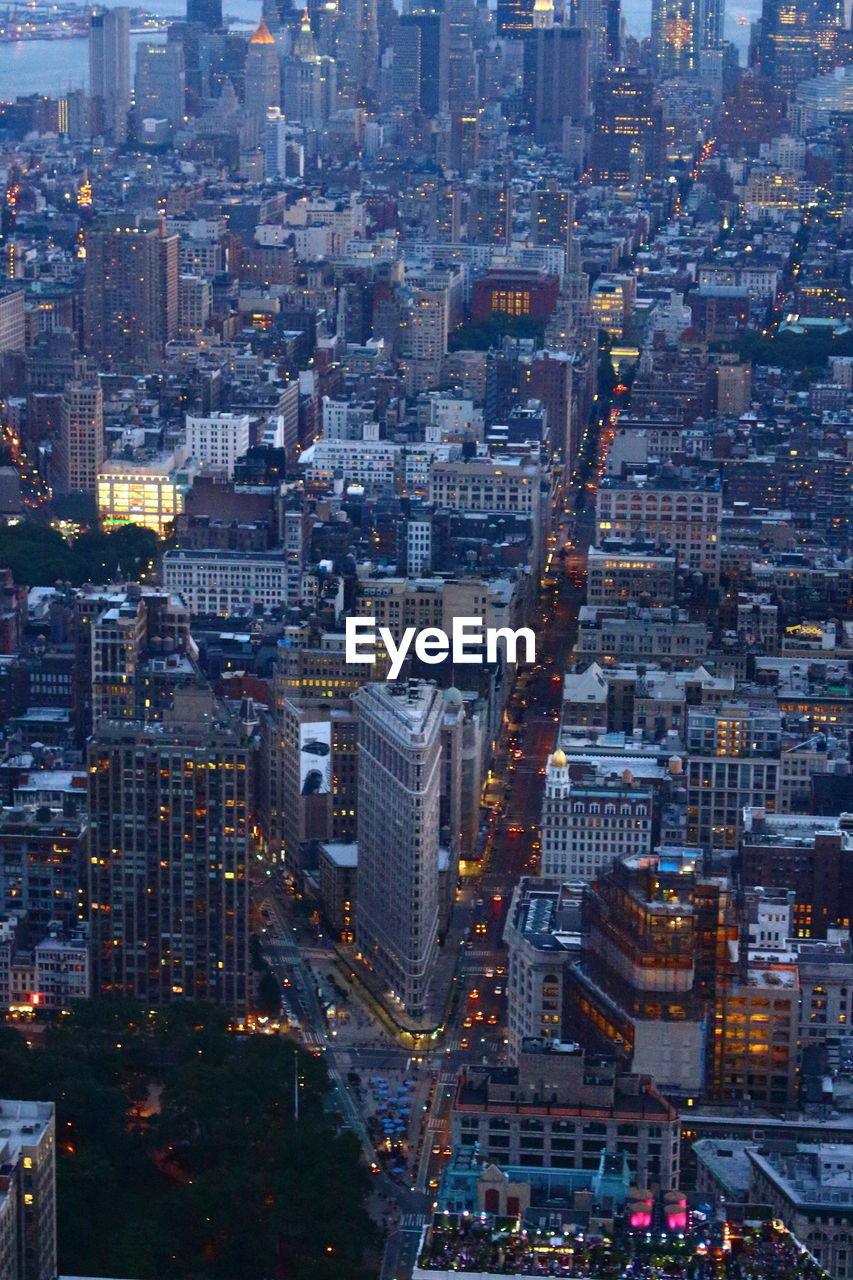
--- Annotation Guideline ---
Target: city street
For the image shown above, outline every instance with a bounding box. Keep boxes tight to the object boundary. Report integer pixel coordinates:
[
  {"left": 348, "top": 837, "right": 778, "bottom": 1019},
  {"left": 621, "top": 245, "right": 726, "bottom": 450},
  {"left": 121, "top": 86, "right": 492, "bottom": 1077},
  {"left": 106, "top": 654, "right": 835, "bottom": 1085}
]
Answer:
[{"left": 256, "top": 504, "right": 590, "bottom": 1280}]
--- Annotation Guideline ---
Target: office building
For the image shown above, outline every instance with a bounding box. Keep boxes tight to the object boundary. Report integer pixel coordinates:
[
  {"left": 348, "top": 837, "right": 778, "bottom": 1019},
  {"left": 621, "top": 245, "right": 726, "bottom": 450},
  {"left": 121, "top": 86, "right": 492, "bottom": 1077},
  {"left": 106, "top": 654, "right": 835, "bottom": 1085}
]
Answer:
[
  {"left": 89, "top": 6, "right": 130, "bottom": 140},
  {"left": 504, "top": 877, "right": 581, "bottom": 1060},
  {"left": 0, "top": 805, "right": 87, "bottom": 937},
  {"left": 337, "top": 0, "right": 378, "bottom": 103},
  {"left": 162, "top": 547, "right": 291, "bottom": 614},
  {"left": 0, "top": 1099, "right": 56, "bottom": 1280},
  {"left": 713, "top": 961, "right": 800, "bottom": 1109},
  {"left": 187, "top": 0, "right": 222, "bottom": 28},
  {"left": 590, "top": 68, "right": 663, "bottom": 185},
  {"left": 135, "top": 41, "right": 186, "bottom": 126},
  {"left": 264, "top": 693, "right": 358, "bottom": 877},
  {"left": 540, "top": 751, "right": 654, "bottom": 880},
  {"left": 392, "top": 16, "right": 423, "bottom": 112},
  {"left": 83, "top": 220, "right": 179, "bottom": 371},
  {"left": 178, "top": 274, "right": 212, "bottom": 338},
  {"left": 685, "top": 704, "right": 782, "bottom": 849},
  {"left": 571, "top": 0, "right": 620, "bottom": 70},
  {"left": 355, "top": 680, "right": 443, "bottom": 1020},
  {"left": 566, "top": 849, "right": 738, "bottom": 1094},
  {"left": 97, "top": 450, "right": 193, "bottom": 537},
  {"left": 393, "top": 11, "right": 449, "bottom": 117},
  {"left": 54, "top": 379, "right": 105, "bottom": 497},
  {"left": 88, "top": 691, "right": 251, "bottom": 1011},
  {"left": 0, "top": 286, "right": 25, "bottom": 354},
  {"left": 523, "top": 26, "right": 589, "bottom": 146},
  {"left": 753, "top": 0, "right": 844, "bottom": 94},
  {"left": 186, "top": 413, "right": 250, "bottom": 477},
  {"left": 452, "top": 1040, "right": 680, "bottom": 1189},
  {"left": 651, "top": 0, "right": 705, "bottom": 76},
  {"left": 90, "top": 587, "right": 194, "bottom": 723},
  {"left": 243, "top": 17, "right": 280, "bottom": 146},
  {"left": 497, "top": 0, "right": 536, "bottom": 34},
  {"left": 740, "top": 808, "right": 853, "bottom": 939},
  {"left": 586, "top": 542, "right": 677, "bottom": 607},
  {"left": 595, "top": 470, "right": 722, "bottom": 586}
]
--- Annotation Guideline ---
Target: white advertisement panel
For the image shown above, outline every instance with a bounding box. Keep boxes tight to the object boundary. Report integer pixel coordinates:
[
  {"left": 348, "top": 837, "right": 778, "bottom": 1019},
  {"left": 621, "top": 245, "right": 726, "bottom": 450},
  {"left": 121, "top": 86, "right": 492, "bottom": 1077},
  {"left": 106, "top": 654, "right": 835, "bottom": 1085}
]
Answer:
[{"left": 299, "top": 722, "right": 331, "bottom": 796}]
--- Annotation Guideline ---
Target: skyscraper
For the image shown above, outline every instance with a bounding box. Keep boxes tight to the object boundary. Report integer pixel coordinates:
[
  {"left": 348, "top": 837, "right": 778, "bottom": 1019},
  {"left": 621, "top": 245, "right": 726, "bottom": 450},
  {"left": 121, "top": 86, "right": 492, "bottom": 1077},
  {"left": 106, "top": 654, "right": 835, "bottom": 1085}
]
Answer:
[
  {"left": 88, "top": 7, "right": 131, "bottom": 141},
  {"left": 571, "top": 0, "right": 620, "bottom": 72},
  {"left": 496, "top": 0, "right": 536, "bottom": 35},
  {"left": 753, "top": 0, "right": 844, "bottom": 93},
  {"left": 187, "top": 0, "right": 222, "bottom": 28},
  {"left": 88, "top": 691, "right": 251, "bottom": 1010},
  {"left": 393, "top": 12, "right": 450, "bottom": 116},
  {"left": 83, "top": 220, "right": 179, "bottom": 371},
  {"left": 338, "top": 0, "right": 379, "bottom": 104},
  {"left": 591, "top": 67, "right": 663, "bottom": 184},
  {"left": 355, "top": 680, "right": 443, "bottom": 1020},
  {"left": 651, "top": 0, "right": 705, "bottom": 76},
  {"left": 523, "top": 25, "right": 590, "bottom": 144},
  {"left": 135, "top": 41, "right": 186, "bottom": 126},
  {"left": 55, "top": 379, "right": 105, "bottom": 496},
  {"left": 243, "top": 16, "right": 280, "bottom": 145}
]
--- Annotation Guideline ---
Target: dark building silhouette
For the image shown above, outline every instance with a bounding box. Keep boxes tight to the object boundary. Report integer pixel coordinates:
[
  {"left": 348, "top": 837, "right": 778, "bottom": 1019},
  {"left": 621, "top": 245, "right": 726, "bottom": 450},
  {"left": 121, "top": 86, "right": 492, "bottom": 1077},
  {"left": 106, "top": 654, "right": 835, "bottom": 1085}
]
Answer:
[
  {"left": 186, "top": 0, "right": 222, "bottom": 30},
  {"left": 590, "top": 67, "right": 663, "bottom": 184},
  {"left": 523, "top": 25, "right": 589, "bottom": 145},
  {"left": 83, "top": 219, "right": 179, "bottom": 371},
  {"left": 751, "top": 0, "right": 846, "bottom": 93},
  {"left": 393, "top": 10, "right": 449, "bottom": 116},
  {"left": 497, "top": 0, "right": 536, "bottom": 35}
]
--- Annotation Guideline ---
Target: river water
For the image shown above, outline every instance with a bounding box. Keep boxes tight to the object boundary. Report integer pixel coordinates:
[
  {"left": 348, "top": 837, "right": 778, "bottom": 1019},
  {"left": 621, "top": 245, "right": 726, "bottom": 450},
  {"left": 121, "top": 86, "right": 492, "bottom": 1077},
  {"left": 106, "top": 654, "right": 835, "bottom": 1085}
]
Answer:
[{"left": 0, "top": 0, "right": 758, "bottom": 101}]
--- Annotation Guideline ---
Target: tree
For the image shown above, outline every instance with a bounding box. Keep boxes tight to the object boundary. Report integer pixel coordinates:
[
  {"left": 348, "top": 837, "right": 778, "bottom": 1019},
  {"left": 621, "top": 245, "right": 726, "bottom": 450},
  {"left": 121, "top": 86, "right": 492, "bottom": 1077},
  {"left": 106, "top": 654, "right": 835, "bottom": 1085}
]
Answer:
[{"left": 256, "top": 969, "right": 282, "bottom": 1017}]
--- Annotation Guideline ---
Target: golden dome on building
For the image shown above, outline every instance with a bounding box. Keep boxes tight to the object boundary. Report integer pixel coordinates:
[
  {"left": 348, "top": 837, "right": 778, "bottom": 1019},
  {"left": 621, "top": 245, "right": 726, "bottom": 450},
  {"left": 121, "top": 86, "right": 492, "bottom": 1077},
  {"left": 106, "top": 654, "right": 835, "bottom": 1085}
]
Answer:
[{"left": 551, "top": 748, "right": 567, "bottom": 767}]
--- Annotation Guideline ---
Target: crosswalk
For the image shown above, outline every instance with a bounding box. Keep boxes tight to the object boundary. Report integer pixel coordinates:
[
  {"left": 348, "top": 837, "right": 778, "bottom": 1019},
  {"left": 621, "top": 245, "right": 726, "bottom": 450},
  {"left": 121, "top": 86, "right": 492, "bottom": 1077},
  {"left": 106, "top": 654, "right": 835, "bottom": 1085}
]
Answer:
[{"left": 401, "top": 1213, "right": 426, "bottom": 1231}]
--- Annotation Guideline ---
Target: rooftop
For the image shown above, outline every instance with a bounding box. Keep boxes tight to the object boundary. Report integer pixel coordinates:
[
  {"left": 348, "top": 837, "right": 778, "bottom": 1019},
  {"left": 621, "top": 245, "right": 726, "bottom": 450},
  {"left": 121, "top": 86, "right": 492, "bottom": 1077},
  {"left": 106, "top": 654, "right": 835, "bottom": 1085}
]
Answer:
[{"left": 414, "top": 1219, "right": 829, "bottom": 1278}]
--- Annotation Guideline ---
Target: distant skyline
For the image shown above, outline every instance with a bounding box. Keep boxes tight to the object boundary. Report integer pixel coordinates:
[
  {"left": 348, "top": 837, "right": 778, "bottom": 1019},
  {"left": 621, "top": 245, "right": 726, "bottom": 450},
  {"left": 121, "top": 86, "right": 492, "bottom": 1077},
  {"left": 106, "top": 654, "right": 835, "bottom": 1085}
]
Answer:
[{"left": 0, "top": 0, "right": 761, "bottom": 101}]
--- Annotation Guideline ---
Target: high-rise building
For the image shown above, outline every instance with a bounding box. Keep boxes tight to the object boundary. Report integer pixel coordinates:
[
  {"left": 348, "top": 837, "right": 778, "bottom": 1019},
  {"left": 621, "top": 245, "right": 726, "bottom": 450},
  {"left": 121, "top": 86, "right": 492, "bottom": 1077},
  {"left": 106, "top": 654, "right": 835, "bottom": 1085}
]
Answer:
[
  {"left": 187, "top": 0, "right": 222, "bottom": 29},
  {"left": 83, "top": 220, "right": 179, "bottom": 371},
  {"left": 0, "top": 286, "right": 25, "bottom": 354},
  {"left": 0, "top": 1099, "right": 56, "bottom": 1280},
  {"left": 566, "top": 848, "right": 739, "bottom": 1095},
  {"left": 685, "top": 704, "right": 782, "bottom": 849},
  {"left": 392, "top": 16, "right": 422, "bottom": 111},
  {"left": 651, "top": 0, "right": 705, "bottom": 76},
  {"left": 338, "top": 0, "right": 378, "bottom": 103},
  {"left": 135, "top": 41, "right": 186, "bottom": 125},
  {"left": 355, "top": 680, "right": 443, "bottom": 1020},
  {"left": 395, "top": 10, "right": 449, "bottom": 116},
  {"left": 523, "top": 25, "right": 589, "bottom": 145},
  {"left": 280, "top": 14, "right": 336, "bottom": 128},
  {"left": 570, "top": 0, "right": 620, "bottom": 71},
  {"left": 243, "top": 16, "right": 280, "bottom": 145},
  {"left": 54, "top": 379, "right": 105, "bottom": 496},
  {"left": 532, "top": 186, "right": 575, "bottom": 248},
  {"left": 88, "top": 6, "right": 131, "bottom": 140},
  {"left": 752, "top": 0, "right": 844, "bottom": 94},
  {"left": 402, "top": 287, "right": 450, "bottom": 392},
  {"left": 590, "top": 67, "right": 663, "bottom": 184},
  {"left": 88, "top": 690, "right": 251, "bottom": 1010},
  {"left": 497, "top": 0, "right": 536, "bottom": 35}
]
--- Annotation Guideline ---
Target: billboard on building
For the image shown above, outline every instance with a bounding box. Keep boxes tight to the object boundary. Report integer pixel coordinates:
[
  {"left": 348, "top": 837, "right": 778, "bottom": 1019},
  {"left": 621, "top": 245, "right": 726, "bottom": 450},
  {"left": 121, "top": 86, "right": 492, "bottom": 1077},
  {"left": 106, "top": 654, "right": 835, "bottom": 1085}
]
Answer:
[{"left": 299, "top": 722, "right": 331, "bottom": 796}]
